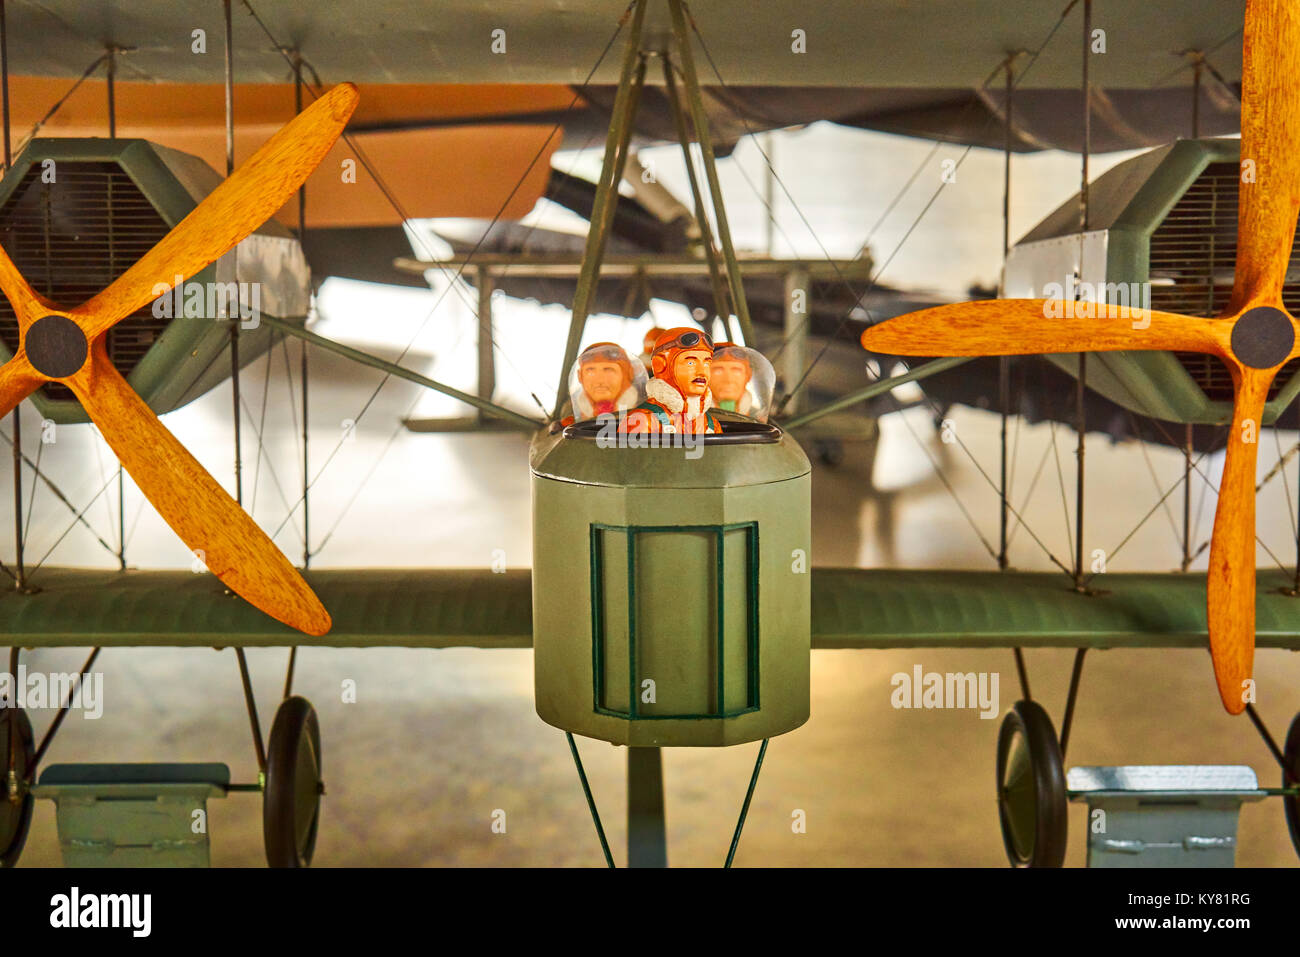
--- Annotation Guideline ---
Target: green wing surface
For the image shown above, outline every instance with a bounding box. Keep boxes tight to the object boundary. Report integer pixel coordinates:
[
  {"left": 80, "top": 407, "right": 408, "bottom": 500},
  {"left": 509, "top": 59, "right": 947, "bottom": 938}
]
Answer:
[
  {"left": 2, "top": 567, "right": 1299, "bottom": 649},
  {"left": 0, "top": 568, "right": 533, "bottom": 648},
  {"left": 811, "top": 569, "right": 1300, "bottom": 649}
]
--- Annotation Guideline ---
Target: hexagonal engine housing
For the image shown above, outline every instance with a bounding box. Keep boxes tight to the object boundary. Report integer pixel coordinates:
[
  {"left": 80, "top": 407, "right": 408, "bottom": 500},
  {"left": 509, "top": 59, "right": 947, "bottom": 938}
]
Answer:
[
  {"left": 1003, "top": 138, "right": 1300, "bottom": 426},
  {"left": 0, "top": 138, "right": 310, "bottom": 424}
]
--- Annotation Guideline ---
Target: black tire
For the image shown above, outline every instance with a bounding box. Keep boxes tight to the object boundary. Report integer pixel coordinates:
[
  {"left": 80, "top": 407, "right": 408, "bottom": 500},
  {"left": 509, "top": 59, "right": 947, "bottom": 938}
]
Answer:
[
  {"left": 1283, "top": 712, "right": 1300, "bottom": 862},
  {"left": 996, "top": 699, "right": 1068, "bottom": 868},
  {"left": 0, "top": 707, "right": 35, "bottom": 868},
  {"left": 263, "top": 696, "right": 322, "bottom": 868}
]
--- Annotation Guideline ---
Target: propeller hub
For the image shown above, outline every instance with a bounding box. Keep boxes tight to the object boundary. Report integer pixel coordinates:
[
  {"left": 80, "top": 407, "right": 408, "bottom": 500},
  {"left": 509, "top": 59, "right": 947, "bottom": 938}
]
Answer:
[
  {"left": 1230, "top": 306, "right": 1295, "bottom": 369},
  {"left": 26, "top": 315, "right": 88, "bottom": 379}
]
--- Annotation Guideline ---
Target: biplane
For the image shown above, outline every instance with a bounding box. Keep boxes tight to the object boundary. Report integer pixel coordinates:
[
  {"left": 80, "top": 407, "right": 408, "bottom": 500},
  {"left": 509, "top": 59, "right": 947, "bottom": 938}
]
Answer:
[{"left": 0, "top": 0, "right": 1297, "bottom": 870}]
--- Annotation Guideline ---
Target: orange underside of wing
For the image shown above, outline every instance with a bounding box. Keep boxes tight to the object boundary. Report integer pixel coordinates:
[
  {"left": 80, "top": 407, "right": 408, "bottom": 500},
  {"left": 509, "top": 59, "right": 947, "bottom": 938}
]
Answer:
[{"left": 3, "top": 77, "right": 569, "bottom": 224}]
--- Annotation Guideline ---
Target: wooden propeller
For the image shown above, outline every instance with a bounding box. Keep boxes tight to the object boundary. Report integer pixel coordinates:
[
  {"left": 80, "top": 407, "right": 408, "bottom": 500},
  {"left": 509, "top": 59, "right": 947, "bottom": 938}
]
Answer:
[
  {"left": 861, "top": 0, "right": 1298, "bottom": 715},
  {"left": 0, "top": 82, "right": 360, "bottom": 636}
]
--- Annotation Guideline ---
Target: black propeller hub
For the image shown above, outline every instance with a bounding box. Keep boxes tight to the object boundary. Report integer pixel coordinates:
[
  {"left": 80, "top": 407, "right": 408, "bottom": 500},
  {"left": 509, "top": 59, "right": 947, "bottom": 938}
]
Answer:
[
  {"left": 1230, "top": 306, "right": 1295, "bottom": 370},
  {"left": 25, "top": 315, "right": 88, "bottom": 379}
]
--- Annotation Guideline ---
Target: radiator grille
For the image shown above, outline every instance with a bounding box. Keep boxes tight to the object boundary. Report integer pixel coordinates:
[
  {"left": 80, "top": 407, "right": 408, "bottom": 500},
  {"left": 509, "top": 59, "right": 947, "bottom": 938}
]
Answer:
[
  {"left": 1148, "top": 160, "right": 1300, "bottom": 402},
  {"left": 0, "top": 161, "right": 171, "bottom": 403}
]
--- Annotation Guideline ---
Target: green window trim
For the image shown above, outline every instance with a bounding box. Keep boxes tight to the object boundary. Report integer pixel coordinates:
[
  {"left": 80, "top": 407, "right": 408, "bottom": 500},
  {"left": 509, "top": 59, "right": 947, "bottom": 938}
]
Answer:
[{"left": 589, "top": 521, "right": 760, "bottom": 721}]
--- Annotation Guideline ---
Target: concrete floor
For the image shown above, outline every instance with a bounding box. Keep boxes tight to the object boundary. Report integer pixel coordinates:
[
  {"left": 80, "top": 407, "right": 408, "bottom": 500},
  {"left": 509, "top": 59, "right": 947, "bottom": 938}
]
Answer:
[{"left": 10, "top": 374, "right": 1300, "bottom": 867}]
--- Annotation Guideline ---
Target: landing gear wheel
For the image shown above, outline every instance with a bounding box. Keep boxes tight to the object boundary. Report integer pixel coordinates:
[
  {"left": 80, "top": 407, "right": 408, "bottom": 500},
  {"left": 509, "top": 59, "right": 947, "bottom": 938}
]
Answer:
[
  {"left": 0, "top": 707, "right": 35, "bottom": 868},
  {"left": 996, "top": 700, "right": 1067, "bottom": 868},
  {"left": 1282, "top": 712, "right": 1300, "bottom": 862},
  {"left": 263, "top": 695, "right": 322, "bottom": 868}
]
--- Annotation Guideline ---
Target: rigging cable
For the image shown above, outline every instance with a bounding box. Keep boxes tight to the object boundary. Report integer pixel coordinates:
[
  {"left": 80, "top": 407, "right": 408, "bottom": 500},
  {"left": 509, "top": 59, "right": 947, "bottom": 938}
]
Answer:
[
  {"left": 232, "top": 0, "right": 639, "bottom": 541},
  {"left": 683, "top": 0, "right": 1080, "bottom": 411}
]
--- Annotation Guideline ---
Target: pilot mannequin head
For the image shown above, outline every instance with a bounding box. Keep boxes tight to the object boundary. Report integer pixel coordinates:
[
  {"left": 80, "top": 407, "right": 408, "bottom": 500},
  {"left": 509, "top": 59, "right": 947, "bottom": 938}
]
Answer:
[
  {"left": 577, "top": 342, "right": 634, "bottom": 412},
  {"left": 710, "top": 343, "right": 753, "bottom": 410},
  {"left": 650, "top": 327, "right": 713, "bottom": 400}
]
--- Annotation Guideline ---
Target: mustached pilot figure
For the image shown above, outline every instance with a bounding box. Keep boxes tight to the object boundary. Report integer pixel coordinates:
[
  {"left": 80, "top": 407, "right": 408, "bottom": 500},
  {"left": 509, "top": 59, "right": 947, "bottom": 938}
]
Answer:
[
  {"left": 620, "top": 327, "right": 720, "bottom": 435},
  {"left": 563, "top": 342, "right": 647, "bottom": 426}
]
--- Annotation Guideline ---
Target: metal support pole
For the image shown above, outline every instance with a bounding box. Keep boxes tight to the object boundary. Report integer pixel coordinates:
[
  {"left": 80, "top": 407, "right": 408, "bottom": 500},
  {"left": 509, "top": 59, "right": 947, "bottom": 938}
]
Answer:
[
  {"left": 218, "top": 0, "right": 263, "bottom": 775},
  {"left": 1059, "top": 648, "right": 1087, "bottom": 760},
  {"left": 0, "top": 0, "right": 18, "bottom": 595},
  {"left": 291, "top": 49, "right": 310, "bottom": 570},
  {"left": 115, "top": 469, "right": 125, "bottom": 570},
  {"left": 554, "top": 0, "right": 648, "bottom": 415},
  {"left": 1191, "top": 56, "right": 1202, "bottom": 140},
  {"left": 1245, "top": 703, "right": 1297, "bottom": 785},
  {"left": 1295, "top": 441, "right": 1300, "bottom": 593},
  {"left": 1073, "top": 0, "right": 1091, "bottom": 591},
  {"left": 566, "top": 732, "right": 615, "bottom": 867},
  {"left": 1184, "top": 59, "right": 1201, "bottom": 574},
  {"left": 667, "top": 0, "right": 753, "bottom": 345},
  {"left": 261, "top": 315, "right": 541, "bottom": 429},
  {"left": 288, "top": 50, "right": 306, "bottom": 693},
  {"left": 476, "top": 265, "right": 496, "bottom": 420},
  {"left": 6, "top": 647, "right": 16, "bottom": 790},
  {"left": 627, "top": 747, "right": 667, "bottom": 868},
  {"left": 235, "top": 648, "right": 267, "bottom": 774},
  {"left": 661, "top": 55, "right": 731, "bottom": 337},
  {"left": 782, "top": 269, "right": 809, "bottom": 416},
  {"left": 223, "top": 0, "right": 234, "bottom": 176},
  {"left": 283, "top": 646, "right": 297, "bottom": 700},
  {"left": 0, "top": 0, "right": 19, "bottom": 592},
  {"left": 724, "top": 738, "right": 768, "bottom": 868},
  {"left": 230, "top": 333, "right": 242, "bottom": 503},
  {"left": 590, "top": 56, "right": 646, "bottom": 288},
  {"left": 1013, "top": 647, "right": 1032, "bottom": 701},
  {"left": 781, "top": 356, "right": 971, "bottom": 430},
  {"left": 223, "top": 0, "right": 242, "bottom": 505},
  {"left": 105, "top": 46, "right": 127, "bottom": 571},
  {"left": 105, "top": 48, "right": 116, "bottom": 139},
  {"left": 301, "top": 332, "right": 309, "bottom": 567},
  {"left": 999, "top": 56, "right": 1014, "bottom": 571},
  {"left": 0, "top": 0, "right": 8, "bottom": 170},
  {"left": 764, "top": 133, "right": 775, "bottom": 256},
  {"left": 31, "top": 647, "right": 101, "bottom": 769}
]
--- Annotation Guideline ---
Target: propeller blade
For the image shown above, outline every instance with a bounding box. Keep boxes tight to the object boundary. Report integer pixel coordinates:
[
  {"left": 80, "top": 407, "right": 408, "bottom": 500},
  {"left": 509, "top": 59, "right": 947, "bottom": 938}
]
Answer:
[
  {"left": 66, "top": 342, "right": 331, "bottom": 636},
  {"left": 0, "top": 354, "right": 44, "bottom": 420},
  {"left": 71, "top": 82, "right": 360, "bottom": 340},
  {"left": 0, "top": 242, "right": 53, "bottom": 325},
  {"left": 1206, "top": 367, "right": 1271, "bottom": 714},
  {"left": 860, "top": 299, "right": 1226, "bottom": 357},
  {"left": 1229, "top": 0, "right": 1300, "bottom": 311}
]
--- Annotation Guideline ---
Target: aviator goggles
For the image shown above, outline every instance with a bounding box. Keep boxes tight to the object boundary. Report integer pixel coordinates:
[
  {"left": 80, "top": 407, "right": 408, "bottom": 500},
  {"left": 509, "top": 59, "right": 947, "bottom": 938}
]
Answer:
[{"left": 652, "top": 330, "right": 714, "bottom": 356}]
